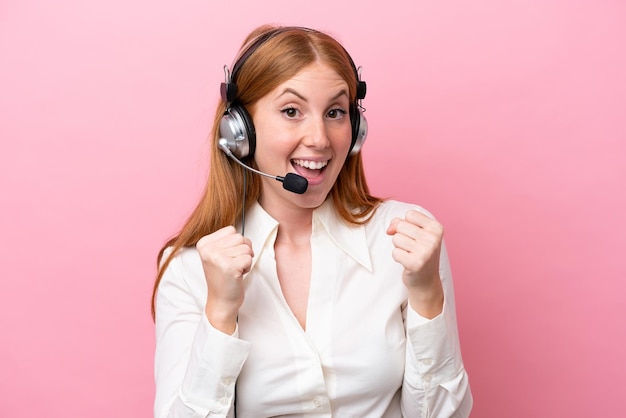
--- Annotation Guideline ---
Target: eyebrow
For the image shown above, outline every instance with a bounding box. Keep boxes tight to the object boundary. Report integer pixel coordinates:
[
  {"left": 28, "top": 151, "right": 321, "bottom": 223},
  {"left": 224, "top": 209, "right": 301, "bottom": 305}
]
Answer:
[{"left": 277, "top": 87, "right": 349, "bottom": 102}]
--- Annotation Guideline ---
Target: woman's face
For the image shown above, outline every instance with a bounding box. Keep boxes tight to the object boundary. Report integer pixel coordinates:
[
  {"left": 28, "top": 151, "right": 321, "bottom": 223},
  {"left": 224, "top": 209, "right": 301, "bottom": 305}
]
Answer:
[{"left": 250, "top": 61, "right": 353, "bottom": 215}]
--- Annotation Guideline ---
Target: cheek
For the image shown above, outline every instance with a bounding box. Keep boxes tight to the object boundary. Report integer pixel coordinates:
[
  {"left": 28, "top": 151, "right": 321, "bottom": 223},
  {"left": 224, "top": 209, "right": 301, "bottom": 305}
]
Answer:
[
  {"left": 332, "top": 123, "right": 353, "bottom": 153},
  {"left": 257, "top": 134, "right": 295, "bottom": 157},
  {"left": 253, "top": 121, "right": 287, "bottom": 155},
  {"left": 253, "top": 135, "right": 295, "bottom": 171}
]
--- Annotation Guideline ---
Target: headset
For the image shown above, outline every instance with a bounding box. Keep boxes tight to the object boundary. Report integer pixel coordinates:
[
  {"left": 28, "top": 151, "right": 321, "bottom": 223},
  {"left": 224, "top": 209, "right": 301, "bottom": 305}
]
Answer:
[{"left": 218, "top": 26, "right": 368, "bottom": 160}]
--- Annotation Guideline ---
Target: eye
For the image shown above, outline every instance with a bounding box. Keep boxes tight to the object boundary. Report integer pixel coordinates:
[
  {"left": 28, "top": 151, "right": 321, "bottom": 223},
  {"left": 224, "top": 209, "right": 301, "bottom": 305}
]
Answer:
[
  {"left": 327, "top": 108, "right": 347, "bottom": 120},
  {"left": 280, "top": 107, "right": 300, "bottom": 119}
]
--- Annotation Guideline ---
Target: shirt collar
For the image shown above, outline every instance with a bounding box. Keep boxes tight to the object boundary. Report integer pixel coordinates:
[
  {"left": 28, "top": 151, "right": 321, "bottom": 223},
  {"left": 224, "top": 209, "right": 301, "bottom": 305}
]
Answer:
[
  {"left": 241, "top": 202, "right": 279, "bottom": 273},
  {"left": 242, "top": 198, "right": 373, "bottom": 273},
  {"left": 312, "top": 198, "right": 372, "bottom": 271}
]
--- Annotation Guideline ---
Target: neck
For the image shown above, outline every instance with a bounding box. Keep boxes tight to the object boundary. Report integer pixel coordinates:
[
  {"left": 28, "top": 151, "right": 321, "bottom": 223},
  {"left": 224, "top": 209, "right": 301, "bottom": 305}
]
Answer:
[
  {"left": 258, "top": 199, "right": 318, "bottom": 247},
  {"left": 277, "top": 220, "right": 311, "bottom": 247}
]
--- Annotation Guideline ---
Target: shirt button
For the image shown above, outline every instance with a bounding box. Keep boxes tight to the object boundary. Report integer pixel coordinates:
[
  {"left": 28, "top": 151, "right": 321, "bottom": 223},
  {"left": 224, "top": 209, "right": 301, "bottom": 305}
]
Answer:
[
  {"left": 221, "top": 377, "right": 233, "bottom": 385},
  {"left": 312, "top": 397, "right": 322, "bottom": 408},
  {"left": 423, "top": 374, "right": 433, "bottom": 384},
  {"left": 421, "top": 358, "right": 433, "bottom": 366}
]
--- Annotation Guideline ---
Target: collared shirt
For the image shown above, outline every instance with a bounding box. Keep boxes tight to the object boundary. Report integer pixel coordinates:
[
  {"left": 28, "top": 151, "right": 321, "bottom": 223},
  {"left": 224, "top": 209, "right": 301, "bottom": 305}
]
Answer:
[{"left": 154, "top": 199, "right": 472, "bottom": 418}]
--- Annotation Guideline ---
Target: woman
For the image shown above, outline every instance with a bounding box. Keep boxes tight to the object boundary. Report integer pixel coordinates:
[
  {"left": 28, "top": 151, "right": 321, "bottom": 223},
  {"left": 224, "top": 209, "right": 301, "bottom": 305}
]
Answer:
[{"left": 152, "top": 25, "right": 472, "bottom": 417}]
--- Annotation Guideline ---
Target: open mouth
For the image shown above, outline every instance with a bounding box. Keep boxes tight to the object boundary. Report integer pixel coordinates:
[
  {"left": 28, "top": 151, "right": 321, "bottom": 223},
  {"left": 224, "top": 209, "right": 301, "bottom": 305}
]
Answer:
[{"left": 291, "top": 159, "right": 329, "bottom": 179}]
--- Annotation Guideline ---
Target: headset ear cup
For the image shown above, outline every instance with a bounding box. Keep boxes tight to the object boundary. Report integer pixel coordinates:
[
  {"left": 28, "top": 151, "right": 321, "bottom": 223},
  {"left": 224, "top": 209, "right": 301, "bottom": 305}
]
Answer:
[
  {"left": 349, "top": 107, "right": 367, "bottom": 155},
  {"left": 218, "top": 105, "right": 256, "bottom": 158}
]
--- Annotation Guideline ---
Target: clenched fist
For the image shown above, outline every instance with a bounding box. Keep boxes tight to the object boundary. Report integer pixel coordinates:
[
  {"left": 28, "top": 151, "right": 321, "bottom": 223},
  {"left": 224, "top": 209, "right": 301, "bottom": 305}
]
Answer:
[
  {"left": 386, "top": 210, "right": 444, "bottom": 318},
  {"left": 196, "top": 226, "right": 254, "bottom": 333}
]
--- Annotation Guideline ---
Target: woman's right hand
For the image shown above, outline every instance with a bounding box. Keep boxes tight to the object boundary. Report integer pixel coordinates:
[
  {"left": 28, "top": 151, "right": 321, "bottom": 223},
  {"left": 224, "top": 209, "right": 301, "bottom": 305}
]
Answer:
[{"left": 196, "top": 226, "right": 254, "bottom": 334}]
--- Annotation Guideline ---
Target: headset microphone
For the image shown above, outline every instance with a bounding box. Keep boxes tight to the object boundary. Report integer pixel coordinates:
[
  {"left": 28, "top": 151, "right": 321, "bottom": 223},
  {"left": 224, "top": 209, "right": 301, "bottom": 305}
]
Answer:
[{"left": 219, "top": 139, "right": 308, "bottom": 194}]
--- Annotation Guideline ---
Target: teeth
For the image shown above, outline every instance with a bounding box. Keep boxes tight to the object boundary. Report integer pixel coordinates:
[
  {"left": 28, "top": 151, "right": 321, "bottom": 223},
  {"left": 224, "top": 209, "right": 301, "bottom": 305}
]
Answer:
[{"left": 293, "top": 159, "right": 328, "bottom": 170}]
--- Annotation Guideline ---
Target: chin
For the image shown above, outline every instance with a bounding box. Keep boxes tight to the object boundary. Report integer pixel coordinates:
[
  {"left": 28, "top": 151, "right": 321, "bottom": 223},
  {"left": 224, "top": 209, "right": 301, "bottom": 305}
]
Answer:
[{"left": 292, "top": 189, "right": 330, "bottom": 209}]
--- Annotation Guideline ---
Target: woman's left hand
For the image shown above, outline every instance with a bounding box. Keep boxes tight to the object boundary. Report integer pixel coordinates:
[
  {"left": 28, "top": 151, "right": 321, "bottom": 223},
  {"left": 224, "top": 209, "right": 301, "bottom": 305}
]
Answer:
[{"left": 386, "top": 210, "right": 444, "bottom": 317}]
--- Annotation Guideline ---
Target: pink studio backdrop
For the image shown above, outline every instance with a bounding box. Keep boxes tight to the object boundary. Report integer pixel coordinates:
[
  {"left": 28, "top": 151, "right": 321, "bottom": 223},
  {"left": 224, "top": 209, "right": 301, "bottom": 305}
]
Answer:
[{"left": 1, "top": 0, "right": 625, "bottom": 417}]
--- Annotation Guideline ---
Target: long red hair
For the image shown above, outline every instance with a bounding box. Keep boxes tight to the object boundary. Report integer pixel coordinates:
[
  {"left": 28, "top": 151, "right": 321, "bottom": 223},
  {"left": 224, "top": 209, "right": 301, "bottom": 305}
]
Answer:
[{"left": 151, "top": 25, "right": 383, "bottom": 319}]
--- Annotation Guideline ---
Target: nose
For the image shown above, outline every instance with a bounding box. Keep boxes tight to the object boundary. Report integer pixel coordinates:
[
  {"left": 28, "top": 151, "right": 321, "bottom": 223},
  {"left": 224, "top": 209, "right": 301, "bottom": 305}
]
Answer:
[{"left": 302, "top": 115, "right": 331, "bottom": 149}]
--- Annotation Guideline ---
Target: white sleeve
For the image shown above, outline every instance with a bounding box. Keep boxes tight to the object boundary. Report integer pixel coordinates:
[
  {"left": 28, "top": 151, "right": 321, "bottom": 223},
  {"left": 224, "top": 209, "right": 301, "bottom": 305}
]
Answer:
[
  {"left": 154, "top": 249, "right": 251, "bottom": 418},
  {"left": 401, "top": 242, "right": 473, "bottom": 417}
]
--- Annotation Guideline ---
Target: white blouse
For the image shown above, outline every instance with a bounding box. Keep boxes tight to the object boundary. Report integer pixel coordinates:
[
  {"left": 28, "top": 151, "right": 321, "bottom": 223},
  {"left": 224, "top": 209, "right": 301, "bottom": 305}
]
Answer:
[{"left": 154, "top": 199, "right": 472, "bottom": 417}]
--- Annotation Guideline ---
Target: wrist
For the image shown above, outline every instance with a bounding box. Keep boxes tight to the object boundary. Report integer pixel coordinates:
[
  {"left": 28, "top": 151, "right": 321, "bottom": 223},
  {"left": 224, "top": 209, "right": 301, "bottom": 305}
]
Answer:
[
  {"left": 205, "top": 300, "right": 239, "bottom": 335},
  {"left": 407, "top": 276, "right": 444, "bottom": 319}
]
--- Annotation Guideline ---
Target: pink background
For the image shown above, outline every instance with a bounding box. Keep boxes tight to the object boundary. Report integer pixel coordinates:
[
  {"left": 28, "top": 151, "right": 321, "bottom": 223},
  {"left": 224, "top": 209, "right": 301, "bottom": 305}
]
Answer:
[{"left": 1, "top": 0, "right": 625, "bottom": 417}]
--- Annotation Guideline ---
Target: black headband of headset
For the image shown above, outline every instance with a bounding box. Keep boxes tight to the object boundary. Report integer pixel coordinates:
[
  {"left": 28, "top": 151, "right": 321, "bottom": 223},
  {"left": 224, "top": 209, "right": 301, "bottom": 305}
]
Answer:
[{"left": 220, "top": 26, "right": 366, "bottom": 104}]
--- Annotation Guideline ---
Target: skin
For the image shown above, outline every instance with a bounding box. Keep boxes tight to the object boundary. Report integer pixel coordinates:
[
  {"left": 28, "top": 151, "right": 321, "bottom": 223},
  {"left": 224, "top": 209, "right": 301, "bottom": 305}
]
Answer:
[{"left": 196, "top": 62, "right": 444, "bottom": 334}]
